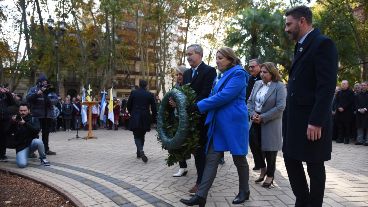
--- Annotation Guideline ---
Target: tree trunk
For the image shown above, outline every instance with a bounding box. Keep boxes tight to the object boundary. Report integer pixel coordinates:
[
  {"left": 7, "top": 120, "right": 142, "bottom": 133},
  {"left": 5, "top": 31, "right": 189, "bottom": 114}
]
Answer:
[
  {"left": 19, "top": 0, "right": 34, "bottom": 82},
  {"left": 104, "top": 8, "right": 111, "bottom": 88},
  {"left": 362, "top": 57, "right": 368, "bottom": 81},
  {"left": 181, "top": 15, "right": 190, "bottom": 65}
]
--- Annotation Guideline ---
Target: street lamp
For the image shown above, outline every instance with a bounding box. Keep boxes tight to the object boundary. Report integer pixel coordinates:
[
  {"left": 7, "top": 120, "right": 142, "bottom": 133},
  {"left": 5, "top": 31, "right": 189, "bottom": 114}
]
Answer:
[{"left": 47, "top": 15, "right": 67, "bottom": 95}]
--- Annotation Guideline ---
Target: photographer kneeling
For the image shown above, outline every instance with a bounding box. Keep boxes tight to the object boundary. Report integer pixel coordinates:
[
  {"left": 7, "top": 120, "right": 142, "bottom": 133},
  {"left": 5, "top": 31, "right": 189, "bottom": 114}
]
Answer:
[{"left": 8, "top": 103, "right": 50, "bottom": 168}]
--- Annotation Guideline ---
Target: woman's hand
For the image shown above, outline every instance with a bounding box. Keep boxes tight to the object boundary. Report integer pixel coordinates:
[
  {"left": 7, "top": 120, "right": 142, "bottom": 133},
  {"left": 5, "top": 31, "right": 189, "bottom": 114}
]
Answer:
[{"left": 252, "top": 113, "right": 262, "bottom": 124}]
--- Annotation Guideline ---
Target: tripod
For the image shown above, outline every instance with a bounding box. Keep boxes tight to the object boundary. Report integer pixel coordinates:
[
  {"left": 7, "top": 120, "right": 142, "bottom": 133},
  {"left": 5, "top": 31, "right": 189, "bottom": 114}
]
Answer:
[{"left": 68, "top": 119, "right": 82, "bottom": 141}]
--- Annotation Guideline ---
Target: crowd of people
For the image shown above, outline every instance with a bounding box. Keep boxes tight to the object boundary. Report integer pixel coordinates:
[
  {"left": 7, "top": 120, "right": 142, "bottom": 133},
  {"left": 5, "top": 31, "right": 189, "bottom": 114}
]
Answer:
[
  {"left": 333, "top": 80, "right": 368, "bottom": 145},
  {"left": 0, "top": 5, "right": 364, "bottom": 207}
]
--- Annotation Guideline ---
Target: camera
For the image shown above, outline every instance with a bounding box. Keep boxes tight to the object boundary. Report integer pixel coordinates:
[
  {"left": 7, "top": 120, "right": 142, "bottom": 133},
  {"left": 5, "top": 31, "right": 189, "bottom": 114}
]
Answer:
[{"left": 15, "top": 114, "right": 22, "bottom": 122}]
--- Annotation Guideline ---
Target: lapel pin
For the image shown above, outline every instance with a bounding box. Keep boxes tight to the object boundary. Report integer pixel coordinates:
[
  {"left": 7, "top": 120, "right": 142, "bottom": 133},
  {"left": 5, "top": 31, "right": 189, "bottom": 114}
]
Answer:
[{"left": 299, "top": 47, "right": 303, "bottom": 52}]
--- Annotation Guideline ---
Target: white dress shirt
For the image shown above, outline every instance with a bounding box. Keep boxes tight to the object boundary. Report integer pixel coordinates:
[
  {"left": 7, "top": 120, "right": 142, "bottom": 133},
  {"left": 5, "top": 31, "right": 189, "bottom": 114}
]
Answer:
[{"left": 255, "top": 81, "right": 271, "bottom": 113}]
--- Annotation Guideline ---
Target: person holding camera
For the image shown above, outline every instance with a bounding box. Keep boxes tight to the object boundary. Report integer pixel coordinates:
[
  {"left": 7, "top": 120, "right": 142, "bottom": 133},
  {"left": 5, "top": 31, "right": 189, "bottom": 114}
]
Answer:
[
  {"left": 26, "top": 75, "right": 58, "bottom": 155},
  {"left": 0, "top": 84, "right": 17, "bottom": 162},
  {"left": 7, "top": 103, "right": 50, "bottom": 167}
]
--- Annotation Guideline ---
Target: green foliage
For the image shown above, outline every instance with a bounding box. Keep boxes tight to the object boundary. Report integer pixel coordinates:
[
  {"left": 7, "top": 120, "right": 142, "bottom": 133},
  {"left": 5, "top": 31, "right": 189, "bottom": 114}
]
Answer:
[
  {"left": 157, "top": 85, "right": 201, "bottom": 166},
  {"left": 225, "top": 5, "right": 293, "bottom": 79},
  {"left": 314, "top": 0, "right": 368, "bottom": 82}
]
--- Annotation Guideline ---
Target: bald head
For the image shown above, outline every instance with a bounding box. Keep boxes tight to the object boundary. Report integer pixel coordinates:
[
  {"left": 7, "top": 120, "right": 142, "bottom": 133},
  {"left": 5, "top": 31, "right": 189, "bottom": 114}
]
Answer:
[{"left": 341, "top": 80, "right": 349, "bottom": 90}]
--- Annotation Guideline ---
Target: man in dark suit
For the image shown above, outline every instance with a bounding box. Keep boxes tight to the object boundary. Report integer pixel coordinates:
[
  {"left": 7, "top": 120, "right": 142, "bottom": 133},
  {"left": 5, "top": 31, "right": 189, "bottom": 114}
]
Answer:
[
  {"left": 246, "top": 58, "right": 263, "bottom": 171},
  {"left": 127, "top": 79, "right": 157, "bottom": 163},
  {"left": 283, "top": 6, "right": 338, "bottom": 207},
  {"left": 334, "top": 80, "right": 355, "bottom": 144},
  {"left": 180, "top": 44, "right": 217, "bottom": 193}
]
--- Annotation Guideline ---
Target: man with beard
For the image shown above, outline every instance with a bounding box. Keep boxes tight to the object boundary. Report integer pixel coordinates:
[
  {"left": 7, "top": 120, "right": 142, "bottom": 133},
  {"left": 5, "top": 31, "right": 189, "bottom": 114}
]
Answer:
[
  {"left": 283, "top": 6, "right": 338, "bottom": 207},
  {"left": 7, "top": 103, "right": 50, "bottom": 168}
]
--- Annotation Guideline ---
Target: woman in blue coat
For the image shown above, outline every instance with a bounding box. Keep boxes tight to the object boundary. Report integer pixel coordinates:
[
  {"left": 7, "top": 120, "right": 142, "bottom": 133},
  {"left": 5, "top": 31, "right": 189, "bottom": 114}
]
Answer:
[{"left": 180, "top": 47, "right": 250, "bottom": 206}]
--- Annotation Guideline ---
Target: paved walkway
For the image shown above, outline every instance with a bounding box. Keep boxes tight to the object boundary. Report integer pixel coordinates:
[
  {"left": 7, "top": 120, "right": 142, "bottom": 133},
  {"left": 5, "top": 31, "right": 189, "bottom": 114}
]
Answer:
[{"left": 1, "top": 129, "right": 368, "bottom": 207}]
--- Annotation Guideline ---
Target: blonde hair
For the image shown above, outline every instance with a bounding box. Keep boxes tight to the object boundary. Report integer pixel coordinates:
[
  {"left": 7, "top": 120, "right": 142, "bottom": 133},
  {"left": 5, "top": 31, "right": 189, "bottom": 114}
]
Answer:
[{"left": 260, "top": 62, "right": 281, "bottom": 82}]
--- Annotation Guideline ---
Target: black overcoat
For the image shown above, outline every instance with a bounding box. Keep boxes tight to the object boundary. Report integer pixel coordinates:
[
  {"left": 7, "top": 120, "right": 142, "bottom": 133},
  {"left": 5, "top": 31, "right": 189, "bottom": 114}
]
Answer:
[
  {"left": 355, "top": 92, "right": 368, "bottom": 128},
  {"left": 183, "top": 62, "right": 216, "bottom": 146},
  {"left": 334, "top": 89, "right": 355, "bottom": 123},
  {"left": 183, "top": 62, "right": 217, "bottom": 103},
  {"left": 283, "top": 29, "right": 338, "bottom": 162},
  {"left": 127, "top": 88, "right": 157, "bottom": 132}
]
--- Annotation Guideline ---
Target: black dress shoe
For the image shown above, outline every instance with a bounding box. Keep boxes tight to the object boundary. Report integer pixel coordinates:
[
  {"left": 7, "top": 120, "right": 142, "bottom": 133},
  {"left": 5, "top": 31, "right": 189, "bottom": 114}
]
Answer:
[
  {"left": 252, "top": 166, "right": 260, "bottom": 170},
  {"left": 255, "top": 176, "right": 265, "bottom": 183},
  {"left": 140, "top": 151, "right": 148, "bottom": 163},
  {"left": 262, "top": 178, "right": 274, "bottom": 188},
  {"left": 180, "top": 195, "right": 206, "bottom": 207},
  {"left": 232, "top": 190, "right": 250, "bottom": 204}
]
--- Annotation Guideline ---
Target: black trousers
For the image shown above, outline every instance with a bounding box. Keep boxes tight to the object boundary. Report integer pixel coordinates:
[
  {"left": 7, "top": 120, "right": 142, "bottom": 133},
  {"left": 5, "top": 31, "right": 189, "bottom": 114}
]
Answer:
[
  {"left": 251, "top": 123, "right": 277, "bottom": 177},
  {"left": 284, "top": 155, "right": 326, "bottom": 207},
  {"left": 260, "top": 151, "right": 277, "bottom": 177},
  {"left": 179, "top": 160, "right": 187, "bottom": 168},
  {"left": 133, "top": 130, "right": 146, "bottom": 153},
  {"left": 0, "top": 120, "right": 11, "bottom": 157},
  {"left": 39, "top": 118, "right": 51, "bottom": 152},
  {"left": 249, "top": 123, "right": 264, "bottom": 168},
  {"left": 337, "top": 121, "right": 351, "bottom": 142}
]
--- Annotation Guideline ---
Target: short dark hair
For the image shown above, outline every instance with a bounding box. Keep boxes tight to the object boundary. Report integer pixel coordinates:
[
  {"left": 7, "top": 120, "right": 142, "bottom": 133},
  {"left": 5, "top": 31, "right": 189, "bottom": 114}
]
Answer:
[
  {"left": 285, "top": 6, "right": 313, "bottom": 25},
  {"left": 139, "top": 79, "right": 147, "bottom": 88},
  {"left": 19, "top": 102, "right": 29, "bottom": 109},
  {"left": 249, "top": 58, "right": 260, "bottom": 65}
]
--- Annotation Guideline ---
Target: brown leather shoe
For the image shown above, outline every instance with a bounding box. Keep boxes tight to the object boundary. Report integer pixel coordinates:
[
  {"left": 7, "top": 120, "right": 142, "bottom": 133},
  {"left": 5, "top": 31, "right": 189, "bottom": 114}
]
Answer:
[{"left": 189, "top": 184, "right": 198, "bottom": 194}]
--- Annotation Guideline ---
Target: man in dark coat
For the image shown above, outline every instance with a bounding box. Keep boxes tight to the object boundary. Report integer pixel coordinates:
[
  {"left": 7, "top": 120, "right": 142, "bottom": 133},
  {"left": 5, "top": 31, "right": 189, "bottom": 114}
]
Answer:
[
  {"left": 181, "top": 44, "right": 217, "bottom": 194},
  {"left": 334, "top": 80, "right": 355, "bottom": 144},
  {"left": 246, "top": 58, "right": 262, "bottom": 171},
  {"left": 26, "top": 76, "right": 58, "bottom": 155},
  {"left": 355, "top": 82, "right": 368, "bottom": 145},
  {"left": 7, "top": 103, "right": 50, "bottom": 167},
  {"left": 283, "top": 6, "right": 338, "bottom": 207},
  {"left": 246, "top": 58, "right": 262, "bottom": 102},
  {"left": 127, "top": 79, "right": 157, "bottom": 163},
  {"left": 0, "top": 84, "right": 17, "bottom": 161}
]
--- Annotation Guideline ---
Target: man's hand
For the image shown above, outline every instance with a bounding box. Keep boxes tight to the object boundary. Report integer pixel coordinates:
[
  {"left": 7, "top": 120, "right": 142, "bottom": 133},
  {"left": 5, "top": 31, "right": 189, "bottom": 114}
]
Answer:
[
  {"left": 0, "top": 87, "right": 9, "bottom": 93},
  {"left": 338, "top": 107, "right": 344, "bottom": 112},
  {"left": 37, "top": 89, "right": 43, "bottom": 95},
  {"left": 307, "top": 124, "right": 322, "bottom": 141},
  {"left": 18, "top": 118, "right": 25, "bottom": 125},
  {"left": 169, "top": 97, "right": 177, "bottom": 108}
]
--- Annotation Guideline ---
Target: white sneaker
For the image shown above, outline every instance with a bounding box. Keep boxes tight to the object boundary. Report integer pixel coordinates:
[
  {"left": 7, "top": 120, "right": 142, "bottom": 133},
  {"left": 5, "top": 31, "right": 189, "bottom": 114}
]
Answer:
[
  {"left": 173, "top": 168, "right": 188, "bottom": 177},
  {"left": 40, "top": 158, "right": 50, "bottom": 166}
]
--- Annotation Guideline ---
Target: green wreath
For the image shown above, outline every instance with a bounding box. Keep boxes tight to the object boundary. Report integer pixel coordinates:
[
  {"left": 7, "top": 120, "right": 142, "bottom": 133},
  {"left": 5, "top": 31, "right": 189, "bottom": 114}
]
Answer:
[
  {"left": 157, "top": 85, "right": 201, "bottom": 166},
  {"left": 157, "top": 88, "right": 188, "bottom": 150}
]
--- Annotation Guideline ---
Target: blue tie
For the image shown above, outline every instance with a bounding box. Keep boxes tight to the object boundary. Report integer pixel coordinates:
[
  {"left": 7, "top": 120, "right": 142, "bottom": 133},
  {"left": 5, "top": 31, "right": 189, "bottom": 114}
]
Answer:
[{"left": 192, "top": 69, "right": 197, "bottom": 78}]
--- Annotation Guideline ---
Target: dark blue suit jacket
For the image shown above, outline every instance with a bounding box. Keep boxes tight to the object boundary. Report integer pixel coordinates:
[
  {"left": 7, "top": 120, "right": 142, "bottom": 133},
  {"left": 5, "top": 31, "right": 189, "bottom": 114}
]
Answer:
[{"left": 283, "top": 29, "right": 338, "bottom": 162}]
